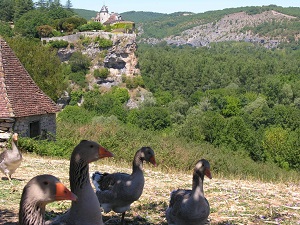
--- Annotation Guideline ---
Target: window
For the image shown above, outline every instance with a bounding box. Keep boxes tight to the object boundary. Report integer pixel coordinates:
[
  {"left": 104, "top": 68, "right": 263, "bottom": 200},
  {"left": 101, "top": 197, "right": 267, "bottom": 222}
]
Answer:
[{"left": 30, "top": 121, "right": 40, "bottom": 138}]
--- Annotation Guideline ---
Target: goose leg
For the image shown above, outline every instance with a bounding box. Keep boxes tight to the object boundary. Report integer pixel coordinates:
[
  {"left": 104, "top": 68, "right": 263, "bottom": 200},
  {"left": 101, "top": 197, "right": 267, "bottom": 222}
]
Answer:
[
  {"left": 120, "top": 212, "right": 125, "bottom": 225},
  {"left": 6, "top": 173, "right": 12, "bottom": 184}
]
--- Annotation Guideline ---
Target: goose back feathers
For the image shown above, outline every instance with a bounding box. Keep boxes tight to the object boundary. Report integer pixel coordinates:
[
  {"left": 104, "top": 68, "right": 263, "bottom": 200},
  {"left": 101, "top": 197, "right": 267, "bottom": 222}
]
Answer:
[{"left": 92, "top": 146, "right": 157, "bottom": 224}]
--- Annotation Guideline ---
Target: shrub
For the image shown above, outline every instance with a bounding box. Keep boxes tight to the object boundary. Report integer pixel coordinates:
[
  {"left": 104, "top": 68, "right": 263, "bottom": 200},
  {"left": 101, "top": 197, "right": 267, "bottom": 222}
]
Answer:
[
  {"left": 69, "top": 51, "right": 91, "bottom": 73},
  {"left": 48, "top": 40, "right": 69, "bottom": 48},
  {"left": 57, "top": 105, "right": 95, "bottom": 124},
  {"left": 94, "top": 68, "right": 109, "bottom": 79},
  {"left": 69, "top": 71, "right": 87, "bottom": 88},
  {"left": 37, "top": 25, "right": 53, "bottom": 38},
  {"left": 127, "top": 106, "right": 171, "bottom": 130},
  {"left": 95, "top": 37, "right": 113, "bottom": 48}
]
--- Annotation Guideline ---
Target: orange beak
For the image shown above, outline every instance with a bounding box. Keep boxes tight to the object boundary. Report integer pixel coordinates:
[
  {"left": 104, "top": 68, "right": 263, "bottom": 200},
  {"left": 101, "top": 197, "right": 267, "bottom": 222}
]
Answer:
[
  {"left": 55, "top": 182, "right": 78, "bottom": 201},
  {"left": 99, "top": 146, "right": 114, "bottom": 159},
  {"left": 149, "top": 156, "right": 157, "bottom": 167},
  {"left": 205, "top": 168, "right": 212, "bottom": 179}
]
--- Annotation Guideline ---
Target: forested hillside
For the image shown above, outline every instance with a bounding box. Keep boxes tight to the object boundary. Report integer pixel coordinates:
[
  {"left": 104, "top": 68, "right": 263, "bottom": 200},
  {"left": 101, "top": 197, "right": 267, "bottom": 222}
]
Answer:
[
  {"left": 123, "top": 5, "right": 300, "bottom": 49},
  {"left": 0, "top": 0, "right": 299, "bottom": 180}
]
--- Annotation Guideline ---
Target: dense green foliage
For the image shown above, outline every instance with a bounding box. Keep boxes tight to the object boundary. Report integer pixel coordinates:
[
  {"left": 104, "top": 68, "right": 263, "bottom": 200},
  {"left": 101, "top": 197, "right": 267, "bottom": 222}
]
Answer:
[{"left": 136, "top": 42, "right": 300, "bottom": 170}]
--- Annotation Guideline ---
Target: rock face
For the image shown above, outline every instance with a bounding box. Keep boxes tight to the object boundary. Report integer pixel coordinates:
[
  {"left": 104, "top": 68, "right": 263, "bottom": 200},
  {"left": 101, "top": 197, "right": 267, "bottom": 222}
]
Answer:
[
  {"left": 139, "top": 10, "right": 297, "bottom": 48},
  {"left": 104, "top": 35, "right": 140, "bottom": 76}
]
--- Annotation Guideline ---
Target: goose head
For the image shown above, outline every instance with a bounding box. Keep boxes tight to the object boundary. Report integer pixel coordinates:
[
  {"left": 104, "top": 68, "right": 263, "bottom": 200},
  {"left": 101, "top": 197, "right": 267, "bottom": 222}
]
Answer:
[
  {"left": 194, "top": 159, "right": 212, "bottom": 180},
  {"left": 138, "top": 147, "right": 157, "bottom": 166},
  {"left": 12, "top": 133, "right": 18, "bottom": 142},
  {"left": 21, "top": 174, "right": 77, "bottom": 204},
  {"left": 72, "top": 140, "right": 114, "bottom": 163}
]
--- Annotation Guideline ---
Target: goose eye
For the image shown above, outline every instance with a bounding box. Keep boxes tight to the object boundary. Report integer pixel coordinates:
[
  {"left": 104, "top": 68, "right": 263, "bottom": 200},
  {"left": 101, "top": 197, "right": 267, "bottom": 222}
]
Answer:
[
  {"left": 90, "top": 145, "right": 94, "bottom": 148},
  {"left": 43, "top": 181, "right": 49, "bottom": 185}
]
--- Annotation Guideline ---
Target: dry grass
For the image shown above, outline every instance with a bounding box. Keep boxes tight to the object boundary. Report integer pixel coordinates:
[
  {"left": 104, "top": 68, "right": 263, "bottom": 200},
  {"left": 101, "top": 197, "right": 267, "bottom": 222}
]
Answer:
[{"left": 1, "top": 153, "right": 299, "bottom": 225}]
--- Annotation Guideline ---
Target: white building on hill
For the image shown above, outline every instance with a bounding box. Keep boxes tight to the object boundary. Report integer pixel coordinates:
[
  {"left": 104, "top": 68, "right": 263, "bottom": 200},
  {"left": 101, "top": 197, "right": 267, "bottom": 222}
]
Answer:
[{"left": 94, "top": 5, "right": 122, "bottom": 25}]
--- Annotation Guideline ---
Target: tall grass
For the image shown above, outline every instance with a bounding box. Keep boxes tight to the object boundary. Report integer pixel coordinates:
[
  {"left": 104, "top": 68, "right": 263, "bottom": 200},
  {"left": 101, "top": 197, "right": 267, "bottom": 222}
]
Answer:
[{"left": 18, "top": 117, "right": 300, "bottom": 183}]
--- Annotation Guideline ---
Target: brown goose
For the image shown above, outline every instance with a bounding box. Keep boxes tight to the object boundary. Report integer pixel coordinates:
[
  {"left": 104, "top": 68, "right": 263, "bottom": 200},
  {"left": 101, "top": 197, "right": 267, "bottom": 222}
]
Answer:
[
  {"left": 166, "top": 159, "right": 212, "bottom": 225},
  {"left": 92, "top": 146, "right": 157, "bottom": 225},
  {"left": 0, "top": 133, "right": 22, "bottom": 181},
  {"left": 19, "top": 174, "right": 77, "bottom": 225},
  {"left": 48, "top": 140, "right": 114, "bottom": 225}
]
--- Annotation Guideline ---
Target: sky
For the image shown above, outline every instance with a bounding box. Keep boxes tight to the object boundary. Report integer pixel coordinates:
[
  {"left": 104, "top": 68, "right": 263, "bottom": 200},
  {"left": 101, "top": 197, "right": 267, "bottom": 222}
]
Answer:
[{"left": 55, "top": 0, "right": 300, "bottom": 14}]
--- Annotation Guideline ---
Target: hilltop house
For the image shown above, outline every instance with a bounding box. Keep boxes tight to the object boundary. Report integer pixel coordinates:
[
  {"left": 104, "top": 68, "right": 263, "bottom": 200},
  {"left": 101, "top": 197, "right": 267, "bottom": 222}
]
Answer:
[
  {"left": 94, "top": 5, "right": 123, "bottom": 25},
  {"left": 0, "top": 38, "right": 60, "bottom": 147}
]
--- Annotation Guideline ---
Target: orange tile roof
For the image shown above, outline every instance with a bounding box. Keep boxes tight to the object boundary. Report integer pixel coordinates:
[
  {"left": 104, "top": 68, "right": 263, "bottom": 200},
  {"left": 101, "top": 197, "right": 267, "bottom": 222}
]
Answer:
[{"left": 0, "top": 38, "right": 60, "bottom": 118}]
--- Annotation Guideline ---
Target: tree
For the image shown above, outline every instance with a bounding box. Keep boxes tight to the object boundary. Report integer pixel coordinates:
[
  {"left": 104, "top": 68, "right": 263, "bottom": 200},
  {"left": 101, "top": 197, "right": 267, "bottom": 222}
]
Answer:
[
  {"left": 69, "top": 52, "right": 91, "bottom": 73},
  {"left": 127, "top": 107, "right": 171, "bottom": 130},
  {"left": 14, "top": 10, "right": 50, "bottom": 38},
  {"left": 65, "top": 0, "right": 72, "bottom": 9},
  {"left": 0, "top": 21, "right": 13, "bottom": 37},
  {"left": 0, "top": 0, "right": 14, "bottom": 22},
  {"left": 37, "top": 25, "right": 53, "bottom": 37},
  {"left": 13, "top": 0, "right": 34, "bottom": 21}
]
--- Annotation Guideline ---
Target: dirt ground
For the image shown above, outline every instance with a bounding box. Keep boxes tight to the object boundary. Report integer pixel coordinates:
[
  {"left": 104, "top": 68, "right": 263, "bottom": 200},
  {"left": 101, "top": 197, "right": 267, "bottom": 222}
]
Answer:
[{"left": 0, "top": 153, "right": 299, "bottom": 225}]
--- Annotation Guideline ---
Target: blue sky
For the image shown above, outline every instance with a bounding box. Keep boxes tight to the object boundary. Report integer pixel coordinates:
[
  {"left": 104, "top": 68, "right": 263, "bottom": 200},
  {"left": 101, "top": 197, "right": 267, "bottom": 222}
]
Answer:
[{"left": 54, "top": 0, "right": 300, "bottom": 14}]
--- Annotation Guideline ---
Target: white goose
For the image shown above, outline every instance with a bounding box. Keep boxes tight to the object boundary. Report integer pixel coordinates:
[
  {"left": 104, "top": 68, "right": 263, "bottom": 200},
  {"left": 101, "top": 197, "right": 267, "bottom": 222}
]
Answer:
[
  {"left": 166, "top": 159, "right": 212, "bottom": 225},
  {"left": 92, "top": 146, "right": 157, "bottom": 225},
  {"left": 0, "top": 133, "right": 22, "bottom": 182}
]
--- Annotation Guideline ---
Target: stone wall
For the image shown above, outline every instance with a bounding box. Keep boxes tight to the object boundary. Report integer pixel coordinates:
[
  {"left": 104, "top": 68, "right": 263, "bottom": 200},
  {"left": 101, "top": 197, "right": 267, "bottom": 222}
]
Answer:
[
  {"left": 0, "top": 118, "right": 14, "bottom": 147},
  {"left": 14, "top": 114, "right": 57, "bottom": 138},
  {"left": 41, "top": 31, "right": 136, "bottom": 44}
]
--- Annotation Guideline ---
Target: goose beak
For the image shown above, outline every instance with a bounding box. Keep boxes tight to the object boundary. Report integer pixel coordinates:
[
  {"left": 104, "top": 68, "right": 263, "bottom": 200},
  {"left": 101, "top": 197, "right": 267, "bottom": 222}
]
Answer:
[
  {"left": 55, "top": 182, "right": 78, "bottom": 201},
  {"left": 205, "top": 168, "right": 212, "bottom": 179},
  {"left": 149, "top": 156, "right": 157, "bottom": 167},
  {"left": 99, "top": 146, "right": 114, "bottom": 159}
]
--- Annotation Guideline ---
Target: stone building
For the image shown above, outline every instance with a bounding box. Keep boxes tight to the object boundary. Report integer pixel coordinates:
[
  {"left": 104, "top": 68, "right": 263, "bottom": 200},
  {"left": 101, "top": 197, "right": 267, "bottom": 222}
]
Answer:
[
  {"left": 0, "top": 38, "right": 60, "bottom": 147},
  {"left": 94, "top": 5, "right": 123, "bottom": 24}
]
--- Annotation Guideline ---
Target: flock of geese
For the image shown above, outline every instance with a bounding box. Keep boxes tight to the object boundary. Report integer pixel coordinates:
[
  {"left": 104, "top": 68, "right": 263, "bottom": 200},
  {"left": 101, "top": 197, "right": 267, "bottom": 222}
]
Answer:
[{"left": 0, "top": 133, "right": 212, "bottom": 225}]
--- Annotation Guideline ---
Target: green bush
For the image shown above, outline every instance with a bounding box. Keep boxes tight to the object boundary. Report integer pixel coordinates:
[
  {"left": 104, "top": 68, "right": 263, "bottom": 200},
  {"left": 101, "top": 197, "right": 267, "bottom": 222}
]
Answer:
[
  {"left": 69, "top": 51, "right": 91, "bottom": 73},
  {"left": 57, "top": 105, "right": 95, "bottom": 124},
  {"left": 95, "top": 37, "right": 113, "bottom": 48},
  {"left": 48, "top": 40, "right": 69, "bottom": 48},
  {"left": 69, "top": 71, "right": 87, "bottom": 88},
  {"left": 94, "top": 68, "right": 109, "bottom": 79},
  {"left": 127, "top": 106, "right": 171, "bottom": 130}
]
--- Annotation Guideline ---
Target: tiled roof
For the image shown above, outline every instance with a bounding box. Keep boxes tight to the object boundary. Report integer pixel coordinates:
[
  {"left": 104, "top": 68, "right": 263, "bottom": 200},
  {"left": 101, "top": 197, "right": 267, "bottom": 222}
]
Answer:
[{"left": 0, "top": 38, "right": 60, "bottom": 118}]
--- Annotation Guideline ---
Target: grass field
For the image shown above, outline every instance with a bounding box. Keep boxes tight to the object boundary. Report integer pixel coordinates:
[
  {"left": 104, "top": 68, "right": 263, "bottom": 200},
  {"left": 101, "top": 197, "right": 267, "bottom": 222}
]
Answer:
[{"left": 0, "top": 153, "right": 299, "bottom": 225}]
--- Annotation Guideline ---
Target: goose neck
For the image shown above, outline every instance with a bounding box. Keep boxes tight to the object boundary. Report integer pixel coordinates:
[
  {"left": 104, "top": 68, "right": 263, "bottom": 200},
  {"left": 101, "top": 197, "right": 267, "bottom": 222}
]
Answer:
[
  {"left": 69, "top": 158, "right": 89, "bottom": 192},
  {"left": 19, "top": 200, "right": 46, "bottom": 225}
]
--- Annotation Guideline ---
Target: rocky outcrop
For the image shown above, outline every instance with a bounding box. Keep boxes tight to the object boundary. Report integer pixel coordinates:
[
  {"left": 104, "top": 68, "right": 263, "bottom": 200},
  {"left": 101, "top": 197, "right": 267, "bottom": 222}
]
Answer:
[
  {"left": 104, "top": 35, "right": 140, "bottom": 76},
  {"left": 139, "top": 10, "right": 297, "bottom": 48}
]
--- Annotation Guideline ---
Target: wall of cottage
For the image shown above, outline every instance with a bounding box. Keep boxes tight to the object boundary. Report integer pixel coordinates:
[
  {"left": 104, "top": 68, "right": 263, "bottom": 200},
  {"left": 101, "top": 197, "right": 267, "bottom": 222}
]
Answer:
[
  {"left": 0, "top": 114, "right": 57, "bottom": 148},
  {"left": 14, "top": 114, "right": 57, "bottom": 138},
  {"left": 0, "top": 118, "right": 14, "bottom": 147}
]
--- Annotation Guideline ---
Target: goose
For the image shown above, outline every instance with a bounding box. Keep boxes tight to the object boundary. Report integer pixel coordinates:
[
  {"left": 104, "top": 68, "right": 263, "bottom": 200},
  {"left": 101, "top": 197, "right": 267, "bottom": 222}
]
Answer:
[
  {"left": 0, "top": 133, "right": 22, "bottom": 182},
  {"left": 92, "top": 146, "right": 157, "bottom": 225},
  {"left": 47, "top": 140, "right": 114, "bottom": 225},
  {"left": 19, "top": 174, "right": 77, "bottom": 225},
  {"left": 166, "top": 159, "right": 212, "bottom": 225}
]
